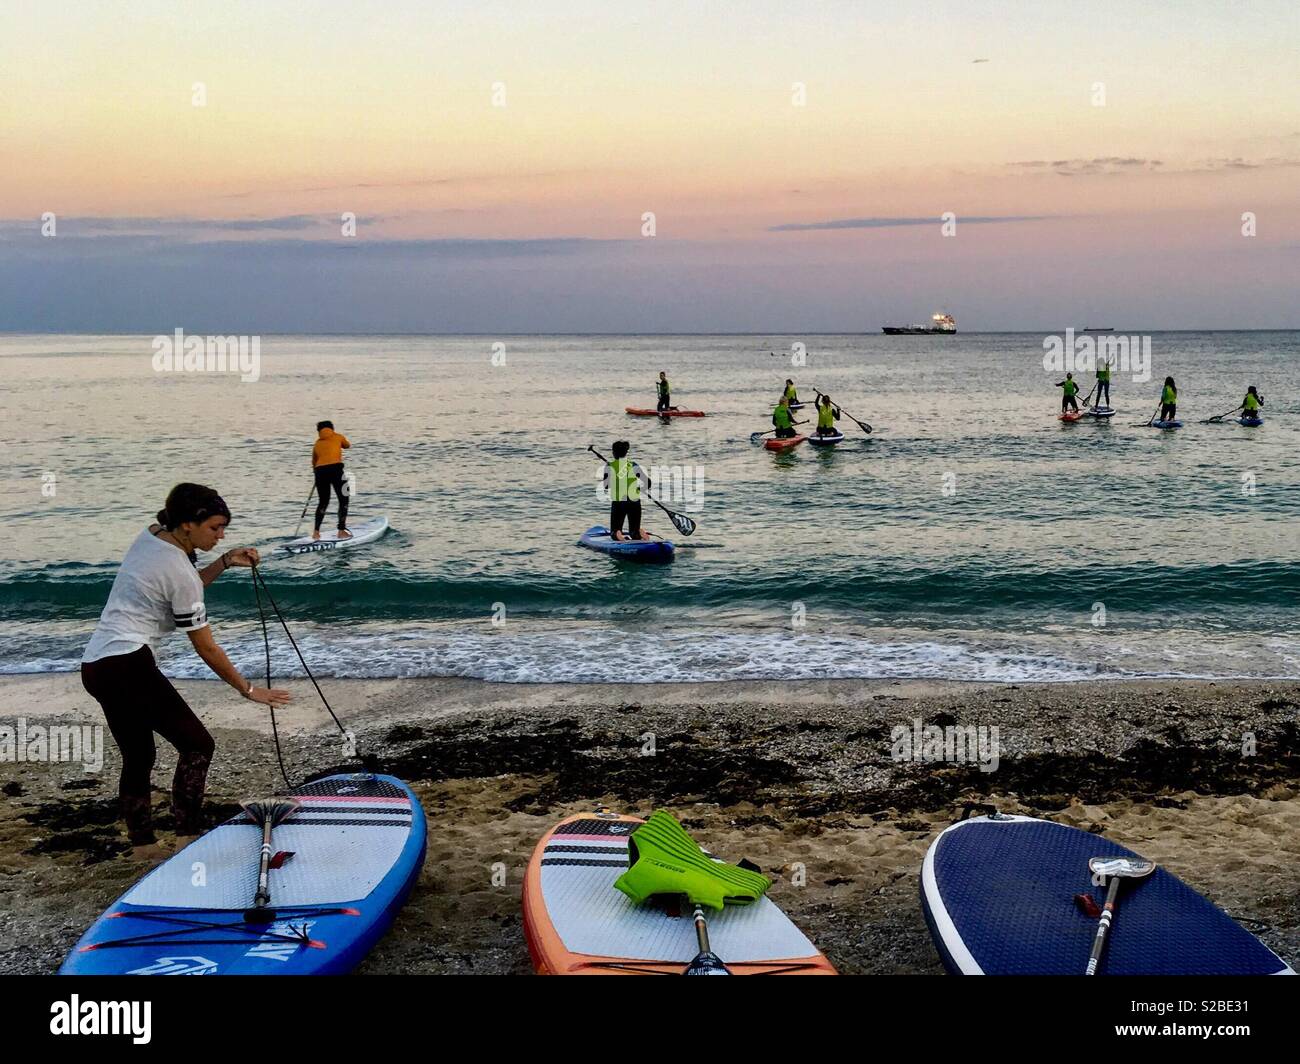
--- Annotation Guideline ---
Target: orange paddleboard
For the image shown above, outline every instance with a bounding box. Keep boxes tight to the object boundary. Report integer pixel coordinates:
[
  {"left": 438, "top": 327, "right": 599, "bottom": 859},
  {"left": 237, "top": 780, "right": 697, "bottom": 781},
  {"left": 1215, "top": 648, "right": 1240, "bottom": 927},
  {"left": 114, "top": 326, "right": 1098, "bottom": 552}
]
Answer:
[{"left": 522, "top": 812, "right": 836, "bottom": 975}]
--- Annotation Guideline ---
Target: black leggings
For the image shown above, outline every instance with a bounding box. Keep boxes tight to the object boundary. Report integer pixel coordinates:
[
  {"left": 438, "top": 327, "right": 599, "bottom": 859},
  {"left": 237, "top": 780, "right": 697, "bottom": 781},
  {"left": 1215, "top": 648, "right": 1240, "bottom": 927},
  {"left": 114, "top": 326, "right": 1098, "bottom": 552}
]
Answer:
[
  {"left": 1095, "top": 380, "right": 1110, "bottom": 405},
  {"left": 610, "top": 500, "right": 643, "bottom": 537},
  {"left": 1062, "top": 395, "right": 1079, "bottom": 412},
  {"left": 81, "top": 646, "right": 215, "bottom": 843},
  {"left": 314, "top": 463, "right": 349, "bottom": 531}
]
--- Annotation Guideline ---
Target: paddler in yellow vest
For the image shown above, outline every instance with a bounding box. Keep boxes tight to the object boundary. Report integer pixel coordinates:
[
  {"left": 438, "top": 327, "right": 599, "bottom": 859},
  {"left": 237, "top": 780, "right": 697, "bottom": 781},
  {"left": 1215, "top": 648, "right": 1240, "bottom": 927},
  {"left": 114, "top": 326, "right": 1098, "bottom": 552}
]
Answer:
[
  {"left": 814, "top": 394, "right": 840, "bottom": 437},
  {"left": 603, "top": 440, "right": 653, "bottom": 542},
  {"left": 1056, "top": 372, "right": 1080, "bottom": 414},
  {"left": 1240, "top": 386, "right": 1263, "bottom": 419},
  {"left": 1160, "top": 377, "right": 1178, "bottom": 422},
  {"left": 656, "top": 372, "right": 671, "bottom": 413},
  {"left": 1094, "top": 355, "right": 1112, "bottom": 408},
  {"left": 782, "top": 379, "right": 800, "bottom": 407},
  {"left": 772, "top": 396, "right": 797, "bottom": 439}
]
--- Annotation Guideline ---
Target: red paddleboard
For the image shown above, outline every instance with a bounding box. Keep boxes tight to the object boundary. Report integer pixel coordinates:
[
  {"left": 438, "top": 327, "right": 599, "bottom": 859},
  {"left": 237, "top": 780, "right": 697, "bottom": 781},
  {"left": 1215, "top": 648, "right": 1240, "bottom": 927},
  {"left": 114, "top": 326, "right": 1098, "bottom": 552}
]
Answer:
[
  {"left": 625, "top": 408, "right": 706, "bottom": 417},
  {"left": 765, "top": 435, "right": 807, "bottom": 451},
  {"left": 1058, "top": 411, "right": 1082, "bottom": 422}
]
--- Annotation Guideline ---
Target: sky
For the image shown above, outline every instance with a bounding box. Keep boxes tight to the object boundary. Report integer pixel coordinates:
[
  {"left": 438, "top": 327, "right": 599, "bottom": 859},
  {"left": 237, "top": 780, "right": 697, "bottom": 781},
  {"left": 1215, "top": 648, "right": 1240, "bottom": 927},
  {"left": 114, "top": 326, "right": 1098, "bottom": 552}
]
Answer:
[{"left": 2, "top": 0, "right": 1298, "bottom": 331}]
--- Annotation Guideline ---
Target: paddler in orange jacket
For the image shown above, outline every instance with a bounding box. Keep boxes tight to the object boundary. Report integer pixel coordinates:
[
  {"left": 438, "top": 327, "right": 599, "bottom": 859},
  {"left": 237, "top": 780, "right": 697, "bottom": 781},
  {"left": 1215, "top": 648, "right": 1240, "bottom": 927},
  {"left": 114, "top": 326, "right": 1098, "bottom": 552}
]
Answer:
[{"left": 311, "top": 421, "right": 352, "bottom": 541}]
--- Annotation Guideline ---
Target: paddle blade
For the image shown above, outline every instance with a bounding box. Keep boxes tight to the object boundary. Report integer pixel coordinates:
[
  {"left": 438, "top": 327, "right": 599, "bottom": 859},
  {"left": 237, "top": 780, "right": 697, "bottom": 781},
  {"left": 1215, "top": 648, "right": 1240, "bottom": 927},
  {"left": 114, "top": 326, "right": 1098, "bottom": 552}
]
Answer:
[
  {"left": 683, "top": 951, "right": 732, "bottom": 975},
  {"left": 1089, "top": 856, "right": 1155, "bottom": 881},
  {"left": 669, "top": 511, "right": 697, "bottom": 537},
  {"left": 241, "top": 798, "right": 301, "bottom": 828}
]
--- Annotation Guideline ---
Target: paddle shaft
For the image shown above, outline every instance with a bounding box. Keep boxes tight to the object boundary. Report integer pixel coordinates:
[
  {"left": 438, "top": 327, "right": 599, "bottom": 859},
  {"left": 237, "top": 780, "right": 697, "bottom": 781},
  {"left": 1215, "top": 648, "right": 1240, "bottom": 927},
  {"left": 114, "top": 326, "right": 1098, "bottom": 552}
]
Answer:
[
  {"left": 253, "top": 817, "right": 275, "bottom": 909},
  {"left": 292, "top": 483, "right": 316, "bottom": 537},
  {"left": 1084, "top": 875, "right": 1123, "bottom": 975}
]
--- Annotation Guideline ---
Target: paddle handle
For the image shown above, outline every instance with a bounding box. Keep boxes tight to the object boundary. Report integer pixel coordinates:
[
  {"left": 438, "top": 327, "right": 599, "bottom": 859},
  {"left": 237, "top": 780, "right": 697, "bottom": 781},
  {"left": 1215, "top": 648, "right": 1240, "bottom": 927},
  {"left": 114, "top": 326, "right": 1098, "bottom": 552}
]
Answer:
[{"left": 1084, "top": 876, "right": 1122, "bottom": 975}]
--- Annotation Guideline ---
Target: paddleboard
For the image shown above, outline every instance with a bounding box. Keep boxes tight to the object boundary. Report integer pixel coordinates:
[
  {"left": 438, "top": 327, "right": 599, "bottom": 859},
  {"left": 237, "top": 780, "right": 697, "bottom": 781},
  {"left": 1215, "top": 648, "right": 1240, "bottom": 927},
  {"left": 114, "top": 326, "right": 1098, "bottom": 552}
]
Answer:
[
  {"left": 577, "top": 525, "right": 674, "bottom": 562},
  {"left": 281, "top": 516, "right": 389, "bottom": 554},
  {"left": 764, "top": 434, "right": 807, "bottom": 451},
  {"left": 1237, "top": 416, "right": 1263, "bottom": 426},
  {"left": 1150, "top": 419, "right": 1182, "bottom": 429},
  {"left": 787, "top": 402, "right": 806, "bottom": 411},
  {"left": 920, "top": 813, "right": 1294, "bottom": 976},
  {"left": 625, "top": 407, "right": 706, "bottom": 418},
  {"left": 1086, "top": 406, "right": 1116, "bottom": 419},
  {"left": 1058, "top": 411, "right": 1083, "bottom": 422},
  {"left": 60, "top": 773, "right": 426, "bottom": 975},
  {"left": 808, "top": 431, "right": 845, "bottom": 446},
  {"left": 522, "top": 812, "right": 836, "bottom": 975}
]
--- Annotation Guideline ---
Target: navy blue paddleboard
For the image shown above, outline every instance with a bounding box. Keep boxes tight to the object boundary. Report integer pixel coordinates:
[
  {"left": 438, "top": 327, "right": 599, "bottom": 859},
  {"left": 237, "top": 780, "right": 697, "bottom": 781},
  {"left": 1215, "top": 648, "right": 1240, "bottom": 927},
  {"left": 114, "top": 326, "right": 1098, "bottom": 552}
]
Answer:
[
  {"left": 577, "top": 525, "right": 675, "bottom": 562},
  {"left": 60, "top": 773, "right": 426, "bottom": 975},
  {"left": 921, "top": 814, "right": 1294, "bottom": 976}
]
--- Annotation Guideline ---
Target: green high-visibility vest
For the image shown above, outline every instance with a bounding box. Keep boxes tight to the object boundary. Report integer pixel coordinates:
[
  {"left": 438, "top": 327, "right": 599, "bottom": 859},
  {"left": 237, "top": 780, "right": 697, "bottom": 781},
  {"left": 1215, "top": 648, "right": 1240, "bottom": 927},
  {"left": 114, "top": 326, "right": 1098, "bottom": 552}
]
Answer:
[{"left": 609, "top": 458, "right": 641, "bottom": 501}]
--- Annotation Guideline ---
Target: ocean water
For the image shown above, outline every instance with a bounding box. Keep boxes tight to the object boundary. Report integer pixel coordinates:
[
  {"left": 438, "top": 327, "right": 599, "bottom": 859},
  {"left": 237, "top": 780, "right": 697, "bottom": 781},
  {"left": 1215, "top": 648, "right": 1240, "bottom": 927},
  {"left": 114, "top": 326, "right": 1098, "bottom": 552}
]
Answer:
[{"left": 1, "top": 332, "right": 1297, "bottom": 683}]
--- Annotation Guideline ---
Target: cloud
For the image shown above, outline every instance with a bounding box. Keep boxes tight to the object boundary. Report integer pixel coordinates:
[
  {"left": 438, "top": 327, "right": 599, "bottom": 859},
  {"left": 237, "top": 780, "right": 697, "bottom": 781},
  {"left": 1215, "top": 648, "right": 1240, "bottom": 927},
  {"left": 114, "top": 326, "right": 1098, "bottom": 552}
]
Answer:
[
  {"left": 768, "top": 215, "right": 1050, "bottom": 232},
  {"left": 1009, "top": 156, "right": 1299, "bottom": 176}
]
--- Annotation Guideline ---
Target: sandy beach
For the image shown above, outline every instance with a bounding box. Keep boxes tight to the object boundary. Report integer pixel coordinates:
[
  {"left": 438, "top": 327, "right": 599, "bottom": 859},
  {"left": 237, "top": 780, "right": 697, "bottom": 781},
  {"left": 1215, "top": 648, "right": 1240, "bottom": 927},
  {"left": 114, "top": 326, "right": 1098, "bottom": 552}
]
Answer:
[{"left": 1, "top": 673, "right": 1296, "bottom": 975}]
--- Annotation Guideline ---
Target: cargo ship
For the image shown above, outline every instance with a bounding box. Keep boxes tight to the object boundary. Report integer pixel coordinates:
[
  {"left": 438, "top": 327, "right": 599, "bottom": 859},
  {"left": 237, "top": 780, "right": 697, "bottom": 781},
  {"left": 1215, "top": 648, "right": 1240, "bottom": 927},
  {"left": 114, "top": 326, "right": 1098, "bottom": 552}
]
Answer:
[{"left": 882, "top": 312, "right": 956, "bottom": 335}]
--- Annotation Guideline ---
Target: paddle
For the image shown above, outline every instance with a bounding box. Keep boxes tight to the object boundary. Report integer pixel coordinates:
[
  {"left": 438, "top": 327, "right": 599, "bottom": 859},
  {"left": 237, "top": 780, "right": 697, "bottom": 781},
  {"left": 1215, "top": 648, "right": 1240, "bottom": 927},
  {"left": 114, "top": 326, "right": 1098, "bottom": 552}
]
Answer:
[
  {"left": 587, "top": 446, "right": 697, "bottom": 536},
  {"left": 683, "top": 904, "right": 732, "bottom": 975},
  {"left": 812, "top": 388, "right": 872, "bottom": 434},
  {"left": 1084, "top": 855, "right": 1156, "bottom": 975},
  {"left": 749, "top": 420, "right": 808, "bottom": 443},
  {"left": 241, "top": 797, "right": 302, "bottom": 923},
  {"left": 1080, "top": 383, "right": 1096, "bottom": 407},
  {"left": 1201, "top": 404, "right": 1242, "bottom": 424},
  {"left": 292, "top": 484, "right": 316, "bottom": 537},
  {"left": 1132, "top": 402, "right": 1162, "bottom": 427}
]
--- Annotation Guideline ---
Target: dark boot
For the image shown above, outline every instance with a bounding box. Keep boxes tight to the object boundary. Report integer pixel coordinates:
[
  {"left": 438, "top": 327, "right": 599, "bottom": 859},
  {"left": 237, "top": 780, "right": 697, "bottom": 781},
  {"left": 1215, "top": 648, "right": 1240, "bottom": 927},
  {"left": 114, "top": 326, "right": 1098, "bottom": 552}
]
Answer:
[
  {"left": 172, "top": 750, "right": 212, "bottom": 836},
  {"left": 121, "top": 793, "right": 156, "bottom": 846}
]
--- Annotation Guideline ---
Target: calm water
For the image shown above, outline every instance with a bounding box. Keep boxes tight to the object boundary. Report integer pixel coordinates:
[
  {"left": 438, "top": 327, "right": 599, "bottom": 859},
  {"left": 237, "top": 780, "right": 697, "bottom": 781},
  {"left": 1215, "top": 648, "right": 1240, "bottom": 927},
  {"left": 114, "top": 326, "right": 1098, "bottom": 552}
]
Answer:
[{"left": 1, "top": 332, "right": 1297, "bottom": 682}]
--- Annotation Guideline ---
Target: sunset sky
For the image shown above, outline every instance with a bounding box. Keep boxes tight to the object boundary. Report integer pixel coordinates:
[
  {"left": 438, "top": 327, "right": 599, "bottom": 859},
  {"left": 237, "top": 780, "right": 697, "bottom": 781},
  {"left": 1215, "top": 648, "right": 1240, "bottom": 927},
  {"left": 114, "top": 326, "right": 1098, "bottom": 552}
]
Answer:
[{"left": 3, "top": 0, "right": 1298, "bottom": 330}]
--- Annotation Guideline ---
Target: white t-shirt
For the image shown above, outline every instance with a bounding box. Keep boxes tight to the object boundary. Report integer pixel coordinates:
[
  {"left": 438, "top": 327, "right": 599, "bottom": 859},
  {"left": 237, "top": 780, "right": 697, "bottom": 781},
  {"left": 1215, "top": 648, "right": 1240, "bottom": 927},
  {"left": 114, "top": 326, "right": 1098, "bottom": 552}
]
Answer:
[{"left": 82, "top": 528, "right": 209, "bottom": 663}]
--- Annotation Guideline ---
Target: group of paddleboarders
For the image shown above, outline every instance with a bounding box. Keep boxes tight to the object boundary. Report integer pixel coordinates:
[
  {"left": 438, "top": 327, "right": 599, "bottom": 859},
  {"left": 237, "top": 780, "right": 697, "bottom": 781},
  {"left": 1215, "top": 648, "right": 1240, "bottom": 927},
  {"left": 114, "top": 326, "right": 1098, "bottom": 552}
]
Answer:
[
  {"left": 1055, "top": 371, "right": 1263, "bottom": 426},
  {"left": 773, "top": 380, "right": 841, "bottom": 440}
]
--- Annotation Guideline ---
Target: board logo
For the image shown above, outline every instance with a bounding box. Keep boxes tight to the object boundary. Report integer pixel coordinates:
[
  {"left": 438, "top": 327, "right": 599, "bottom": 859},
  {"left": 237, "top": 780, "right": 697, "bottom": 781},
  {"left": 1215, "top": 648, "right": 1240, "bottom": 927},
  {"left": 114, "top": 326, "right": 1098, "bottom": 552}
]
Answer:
[{"left": 126, "top": 955, "right": 218, "bottom": 975}]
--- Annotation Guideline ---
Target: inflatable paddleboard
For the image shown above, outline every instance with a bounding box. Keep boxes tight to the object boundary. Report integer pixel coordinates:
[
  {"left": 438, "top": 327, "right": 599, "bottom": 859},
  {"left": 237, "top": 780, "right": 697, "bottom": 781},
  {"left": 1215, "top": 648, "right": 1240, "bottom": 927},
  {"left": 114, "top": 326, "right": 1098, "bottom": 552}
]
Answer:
[
  {"left": 60, "top": 773, "right": 426, "bottom": 975},
  {"left": 920, "top": 813, "right": 1294, "bottom": 976},
  {"left": 808, "top": 431, "right": 845, "bottom": 446},
  {"left": 1150, "top": 419, "right": 1182, "bottom": 429},
  {"left": 577, "top": 525, "right": 674, "bottom": 562},
  {"left": 281, "top": 516, "right": 389, "bottom": 555},
  {"left": 1237, "top": 416, "right": 1263, "bottom": 426},
  {"left": 522, "top": 812, "right": 836, "bottom": 975},
  {"left": 1058, "top": 411, "right": 1082, "bottom": 422},
  {"left": 1086, "top": 406, "right": 1116, "bottom": 419},
  {"left": 765, "top": 435, "right": 807, "bottom": 451},
  {"left": 625, "top": 408, "right": 706, "bottom": 418}
]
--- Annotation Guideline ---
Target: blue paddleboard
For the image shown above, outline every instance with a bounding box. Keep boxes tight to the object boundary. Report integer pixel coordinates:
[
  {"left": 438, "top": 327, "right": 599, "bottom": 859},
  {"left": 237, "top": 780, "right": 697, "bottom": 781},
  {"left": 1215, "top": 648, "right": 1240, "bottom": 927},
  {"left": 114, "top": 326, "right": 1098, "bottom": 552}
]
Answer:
[
  {"left": 577, "top": 525, "right": 674, "bottom": 562},
  {"left": 60, "top": 773, "right": 426, "bottom": 975},
  {"left": 921, "top": 814, "right": 1294, "bottom": 976}
]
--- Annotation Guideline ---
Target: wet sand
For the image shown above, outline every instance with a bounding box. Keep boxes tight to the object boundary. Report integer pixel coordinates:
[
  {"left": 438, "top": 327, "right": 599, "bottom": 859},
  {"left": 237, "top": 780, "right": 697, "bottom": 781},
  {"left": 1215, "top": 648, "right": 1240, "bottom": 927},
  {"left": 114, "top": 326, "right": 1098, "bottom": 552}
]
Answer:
[{"left": 1, "top": 674, "right": 1296, "bottom": 974}]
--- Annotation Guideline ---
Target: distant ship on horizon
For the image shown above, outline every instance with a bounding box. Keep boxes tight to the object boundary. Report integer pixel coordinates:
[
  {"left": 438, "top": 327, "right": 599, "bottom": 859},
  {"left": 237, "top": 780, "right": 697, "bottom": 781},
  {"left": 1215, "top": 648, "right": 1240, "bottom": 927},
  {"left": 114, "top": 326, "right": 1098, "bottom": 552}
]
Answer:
[{"left": 882, "top": 312, "right": 956, "bottom": 335}]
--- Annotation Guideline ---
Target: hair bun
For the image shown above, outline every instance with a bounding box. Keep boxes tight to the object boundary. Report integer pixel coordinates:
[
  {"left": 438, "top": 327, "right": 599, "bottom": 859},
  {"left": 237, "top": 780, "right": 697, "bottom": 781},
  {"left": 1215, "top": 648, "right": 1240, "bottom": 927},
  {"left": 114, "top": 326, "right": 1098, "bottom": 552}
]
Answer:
[{"left": 156, "top": 508, "right": 169, "bottom": 525}]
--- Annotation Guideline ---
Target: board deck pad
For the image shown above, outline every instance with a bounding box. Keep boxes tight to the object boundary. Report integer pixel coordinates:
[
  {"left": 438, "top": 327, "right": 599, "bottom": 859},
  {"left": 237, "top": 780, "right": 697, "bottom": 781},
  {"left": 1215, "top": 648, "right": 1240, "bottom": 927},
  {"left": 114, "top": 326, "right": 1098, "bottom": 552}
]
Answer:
[
  {"left": 281, "top": 516, "right": 388, "bottom": 554},
  {"left": 523, "top": 815, "right": 834, "bottom": 974},
  {"left": 60, "top": 773, "right": 426, "bottom": 975},
  {"left": 921, "top": 815, "right": 1294, "bottom": 976}
]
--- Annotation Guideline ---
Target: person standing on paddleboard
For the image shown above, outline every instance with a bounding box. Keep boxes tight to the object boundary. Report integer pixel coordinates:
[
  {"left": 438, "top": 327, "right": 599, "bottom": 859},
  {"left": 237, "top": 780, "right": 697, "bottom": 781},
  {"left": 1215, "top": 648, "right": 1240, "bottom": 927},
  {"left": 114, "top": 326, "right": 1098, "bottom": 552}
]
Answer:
[
  {"left": 311, "top": 420, "right": 352, "bottom": 541},
  {"left": 656, "top": 371, "right": 671, "bottom": 413},
  {"left": 772, "top": 396, "right": 797, "bottom": 438},
  {"left": 814, "top": 394, "right": 840, "bottom": 437},
  {"left": 603, "top": 440, "right": 653, "bottom": 542},
  {"left": 1094, "top": 354, "right": 1112, "bottom": 408},
  {"left": 1160, "top": 377, "right": 1178, "bottom": 422},
  {"left": 81, "top": 484, "right": 291, "bottom": 852},
  {"left": 1057, "top": 373, "right": 1080, "bottom": 413}
]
